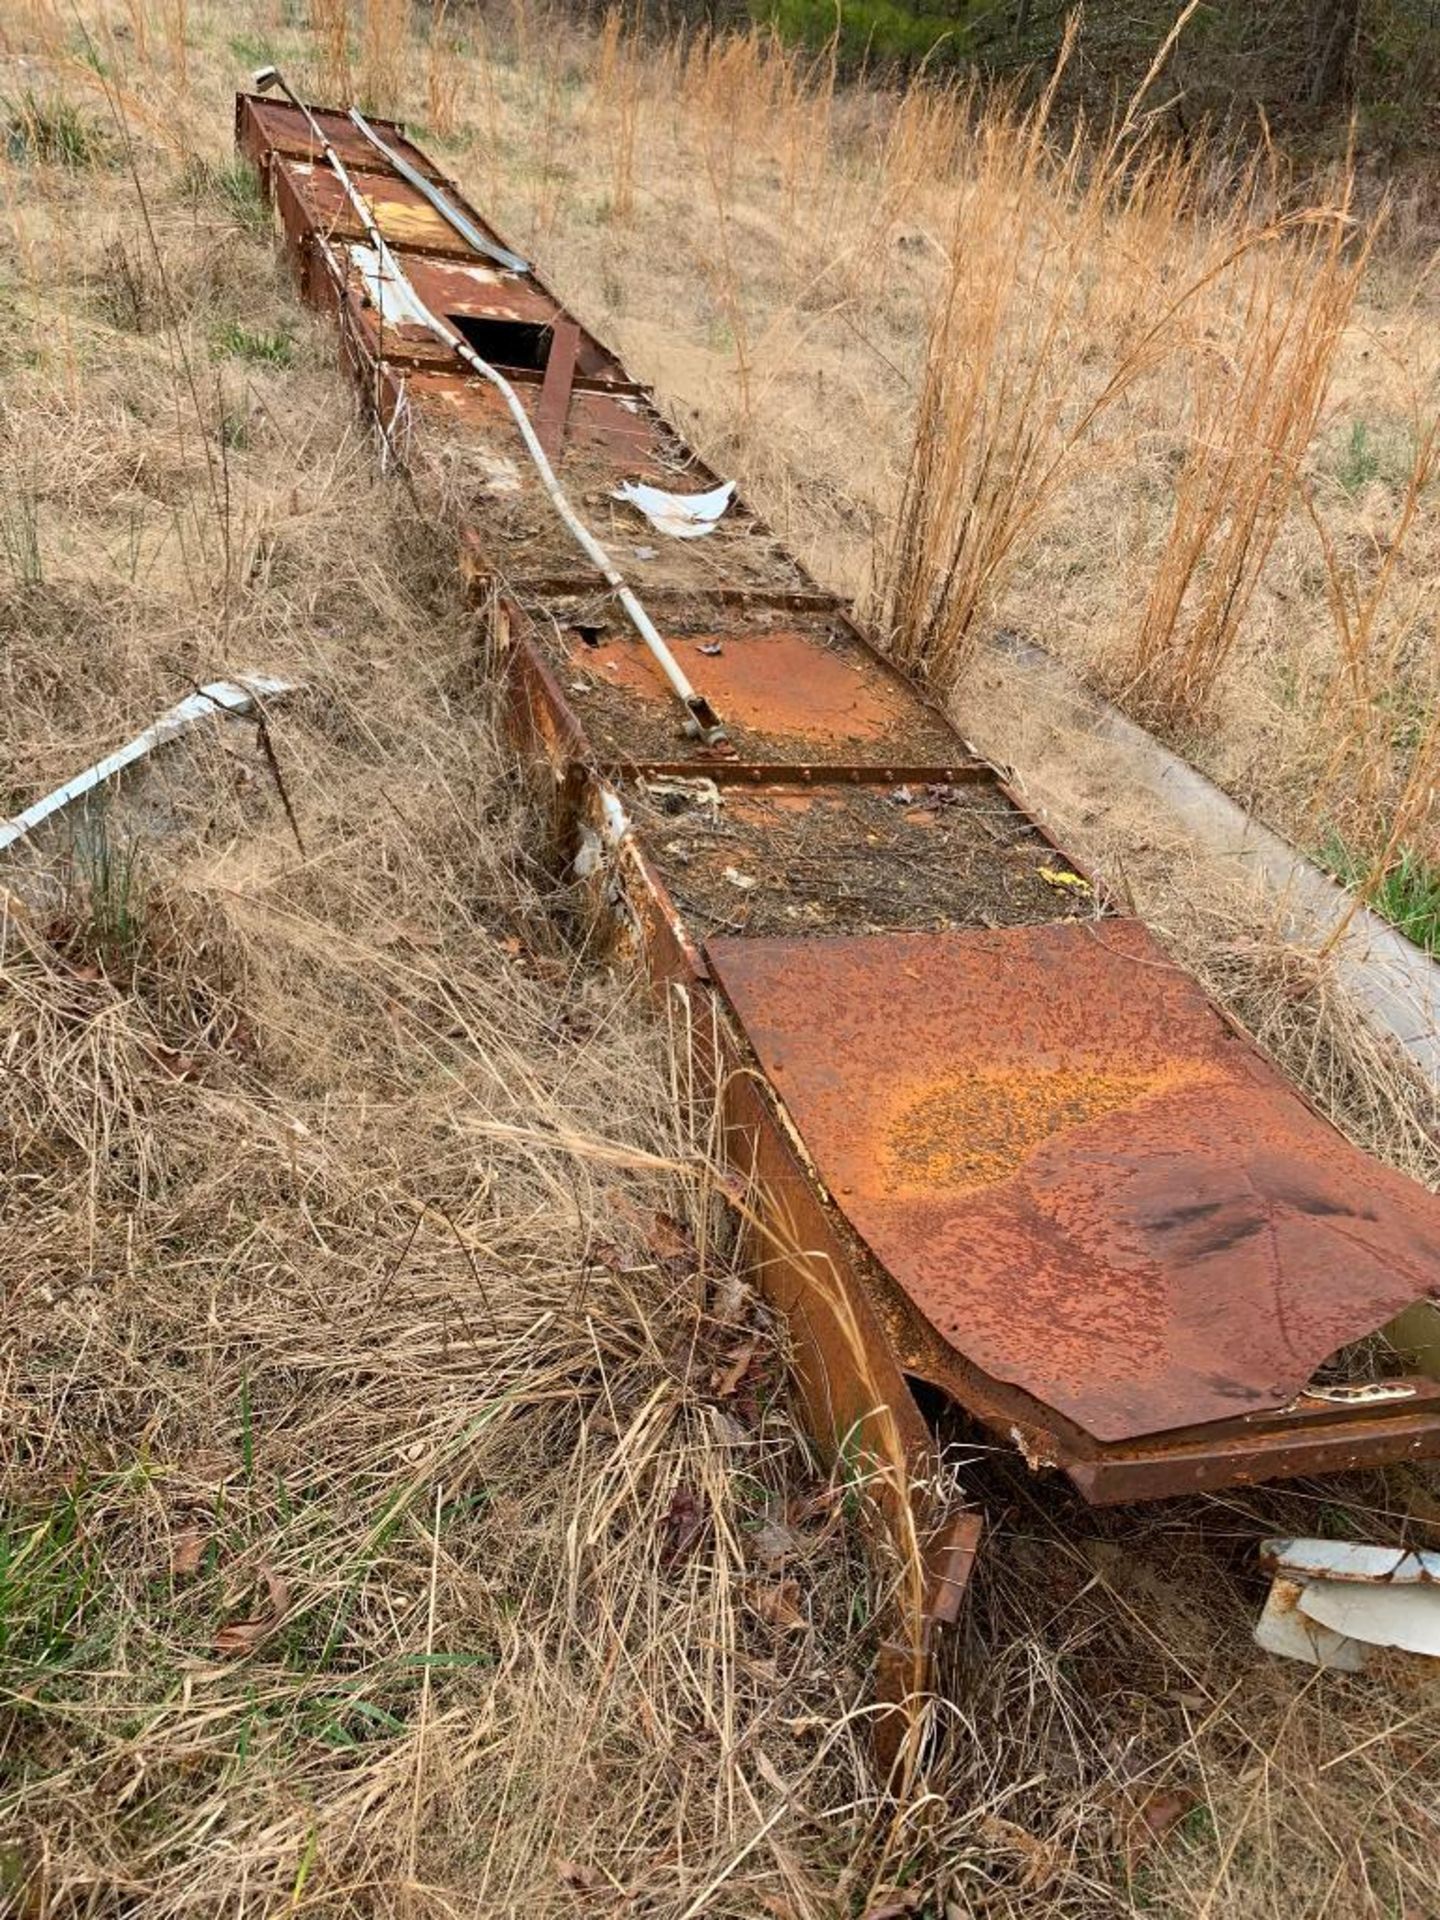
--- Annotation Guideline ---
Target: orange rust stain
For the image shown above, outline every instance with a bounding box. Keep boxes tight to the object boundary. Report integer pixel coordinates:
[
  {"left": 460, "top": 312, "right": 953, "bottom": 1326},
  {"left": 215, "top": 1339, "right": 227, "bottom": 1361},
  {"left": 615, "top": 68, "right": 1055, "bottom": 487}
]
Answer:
[
  {"left": 727, "top": 789, "right": 829, "bottom": 823},
  {"left": 882, "top": 1062, "right": 1216, "bottom": 1196},
  {"left": 573, "top": 630, "right": 911, "bottom": 744},
  {"left": 403, "top": 378, "right": 663, "bottom": 467},
  {"left": 570, "top": 394, "right": 658, "bottom": 464}
]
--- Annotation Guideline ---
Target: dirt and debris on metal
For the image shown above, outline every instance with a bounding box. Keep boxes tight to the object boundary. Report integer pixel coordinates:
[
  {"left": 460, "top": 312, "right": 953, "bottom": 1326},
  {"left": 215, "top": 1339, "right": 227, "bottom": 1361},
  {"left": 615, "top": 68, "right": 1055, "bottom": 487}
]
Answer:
[
  {"left": 238, "top": 86, "right": 1440, "bottom": 1554},
  {"left": 621, "top": 777, "right": 1094, "bottom": 940}
]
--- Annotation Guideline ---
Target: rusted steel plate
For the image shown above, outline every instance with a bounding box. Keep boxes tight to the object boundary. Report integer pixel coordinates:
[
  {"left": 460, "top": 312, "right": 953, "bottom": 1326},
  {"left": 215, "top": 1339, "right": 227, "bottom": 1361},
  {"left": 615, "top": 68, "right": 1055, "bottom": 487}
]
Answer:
[
  {"left": 535, "top": 317, "right": 581, "bottom": 457},
  {"left": 719, "top": 1029, "right": 935, "bottom": 1475},
  {"left": 273, "top": 156, "right": 508, "bottom": 264},
  {"left": 337, "top": 249, "right": 626, "bottom": 382},
  {"left": 241, "top": 92, "right": 1440, "bottom": 1506},
  {"left": 237, "top": 93, "right": 436, "bottom": 179},
  {"left": 551, "top": 608, "right": 962, "bottom": 768},
  {"left": 277, "top": 156, "right": 459, "bottom": 256},
  {"left": 388, "top": 369, "right": 695, "bottom": 475},
  {"left": 570, "top": 776, "right": 708, "bottom": 984},
  {"left": 706, "top": 919, "right": 1440, "bottom": 1444},
  {"left": 1070, "top": 1388, "right": 1440, "bottom": 1503}
]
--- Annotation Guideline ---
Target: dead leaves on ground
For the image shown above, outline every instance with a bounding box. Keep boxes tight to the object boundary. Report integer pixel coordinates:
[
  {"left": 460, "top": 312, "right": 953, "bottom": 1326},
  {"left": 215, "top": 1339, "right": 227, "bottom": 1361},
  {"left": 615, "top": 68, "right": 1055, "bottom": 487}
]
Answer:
[
  {"left": 746, "top": 1575, "right": 808, "bottom": 1632},
  {"left": 171, "top": 1524, "right": 292, "bottom": 1660},
  {"left": 659, "top": 1485, "right": 708, "bottom": 1569},
  {"left": 710, "top": 1338, "right": 758, "bottom": 1398},
  {"left": 590, "top": 1205, "right": 698, "bottom": 1285},
  {"left": 975, "top": 1813, "right": 1059, "bottom": 1894},
  {"left": 171, "top": 1525, "right": 206, "bottom": 1578},
  {"left": 1120, "top": 1783, "right": 1200, "bottom": 1875},
  {"left": 213, "top": 1565, "right": 291, "bottom": 1656},
  {"left": 555, "top": 1858, "right": 602, "bottom": 1892}
]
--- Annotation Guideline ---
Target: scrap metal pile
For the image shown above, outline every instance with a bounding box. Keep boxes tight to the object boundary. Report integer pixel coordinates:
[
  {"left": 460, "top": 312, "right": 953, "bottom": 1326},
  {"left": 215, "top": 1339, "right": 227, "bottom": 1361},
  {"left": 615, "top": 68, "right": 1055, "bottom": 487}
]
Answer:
[{"left": 235, "top": 85, "right": 1440, "bottom": 1725}]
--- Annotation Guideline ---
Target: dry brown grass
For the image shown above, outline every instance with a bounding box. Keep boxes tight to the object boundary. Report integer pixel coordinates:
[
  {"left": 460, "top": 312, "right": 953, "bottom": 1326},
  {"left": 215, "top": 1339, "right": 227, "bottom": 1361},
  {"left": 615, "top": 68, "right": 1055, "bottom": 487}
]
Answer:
[
  {"left": 594, "top": 7, "right": 640, "bottom": 224},
  {"left": 1310, "top": 408, "right": 1440, "bottom": 849},
  {"left": 310, "top": 0, "right": 353, "bottom": 111},
  {"left": 422, "top": 0, "right": 463, "bottom": 143},
  {"left": 358, "top": 0, "right": 409, "bottom": 118},
  {"left": 3, "top": 6, "right": 1440, "bottom": 1917},
  {"left": 1116, "top": 198, "right": 1371, "bottom": 730},
  {"left": 0, "top": 122, "right": 891, "bottom": 1916}
]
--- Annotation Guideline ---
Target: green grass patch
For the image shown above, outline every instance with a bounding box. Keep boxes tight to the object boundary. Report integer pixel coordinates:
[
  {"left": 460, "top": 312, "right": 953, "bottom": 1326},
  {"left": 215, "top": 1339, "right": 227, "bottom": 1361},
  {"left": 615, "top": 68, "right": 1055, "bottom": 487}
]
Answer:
[
  {"left": 228, "top": 31, "right": 278, "bottom": 67},
  {"left": 752, "top": 0, "right": 973, "bottom": 67},
  {"left": 0, "top": 1489, "right": 105, "bottom": 1683},
  {"left": 71, "top": 801, "right": 148, "bottom": 974},
  {"left": 1336, "top": 420, "right": 1380, "bottom": 496},
  {"left": 180, "top": 155, "right": 272, "bottom": 235},
  {"left": 1333, "top": 416, "right": 1432, "bottom": 498},
  {"left": 212, "top": 320, "right": 295, "bottom": 367},
  {"left": 2, "top": 89, "right": 106, "bottom": 169},
  {"left": 1319, "top": 832, "right": 1440, "bottom": 954}
]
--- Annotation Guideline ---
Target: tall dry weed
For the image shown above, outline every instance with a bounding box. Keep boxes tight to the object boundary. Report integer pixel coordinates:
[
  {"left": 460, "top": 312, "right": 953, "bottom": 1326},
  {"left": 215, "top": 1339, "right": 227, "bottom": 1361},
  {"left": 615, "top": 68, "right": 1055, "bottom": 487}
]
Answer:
[
  {"left": 875, "top": 21, "right": 1375, "bottom": 725},
  {"left": 595, "top": 7, "right": 641, "bottom": 221},
  {"left": 359, "top": 0, "right": 409, "bottom": 115},
  {"left": 118, "top": 0, "right": 153, "bottom": 64},
  {"left": 424, "top": 0, "right": 464, "bottom": 137},
  {"left": 309, "top": 0, "right": 352, "bottom": 105},
  {"left": 878, "top": 34, "right": 1165, "bottom": 685},
  {"left": 163, "top": 0, "right": 189, "bottom": 88},
  {"left": 1117, "top": 196, "right": 1371, "bottom": 728},
  {"left": 1310, "top": 409, "right": 1440, "bottom": 846}
]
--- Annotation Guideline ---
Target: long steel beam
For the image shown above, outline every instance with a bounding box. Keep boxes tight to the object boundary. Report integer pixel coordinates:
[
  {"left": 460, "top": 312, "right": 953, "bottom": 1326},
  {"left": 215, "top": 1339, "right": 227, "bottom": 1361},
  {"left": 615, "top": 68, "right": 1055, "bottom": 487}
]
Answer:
[{"left": 236, "top": 91, "right": 1440, "bottom": 1754}]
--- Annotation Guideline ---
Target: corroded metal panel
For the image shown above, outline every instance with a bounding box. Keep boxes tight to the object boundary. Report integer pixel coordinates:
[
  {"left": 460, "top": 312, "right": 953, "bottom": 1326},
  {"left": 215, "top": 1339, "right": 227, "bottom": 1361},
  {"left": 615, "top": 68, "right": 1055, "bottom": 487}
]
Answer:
[
  {"left": 237, "top": 92, "right": 434, "bottom": 178},
  {"left": 551, "top": 609, "right": 964, "bottom": 768},
  {"left": 270, "top": 153, "right": 510, "bottom": 263},
  {"left": 705, "top": 920, "right": 1440, "bottom": 1443}
]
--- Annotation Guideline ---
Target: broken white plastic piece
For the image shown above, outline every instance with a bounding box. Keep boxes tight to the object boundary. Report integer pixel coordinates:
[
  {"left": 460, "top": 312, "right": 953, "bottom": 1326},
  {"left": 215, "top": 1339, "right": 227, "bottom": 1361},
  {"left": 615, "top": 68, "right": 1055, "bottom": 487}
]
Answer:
[
  {"left": 641, "top": 776, "right": 722, "bottom": 817},
  {"left": 1255, "top": 1537, "right": 1440, "bottom": 1670},
  {"left": 0, "top": 676, "right": 294, "bottom": 854},
  {"left": 612, "top": 479, "right": 735, "bottom": 540},
  {"left": 349, "top": 243, "right": 433, "bottom": 330}
]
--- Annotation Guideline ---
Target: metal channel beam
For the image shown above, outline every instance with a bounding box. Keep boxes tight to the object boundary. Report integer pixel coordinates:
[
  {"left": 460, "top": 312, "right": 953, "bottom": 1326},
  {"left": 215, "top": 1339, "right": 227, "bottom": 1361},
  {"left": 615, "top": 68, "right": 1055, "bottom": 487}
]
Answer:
[{"left": 238, "top": 94, "right": 1440, "bottom": 1738}]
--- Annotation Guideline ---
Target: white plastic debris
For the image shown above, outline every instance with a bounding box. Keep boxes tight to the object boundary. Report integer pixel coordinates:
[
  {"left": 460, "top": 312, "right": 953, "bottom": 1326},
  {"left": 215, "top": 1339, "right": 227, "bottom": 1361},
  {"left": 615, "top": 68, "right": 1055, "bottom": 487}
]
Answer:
[
  {"left": 612, "top": 479, "right": 735, "bottom": 540},
  {"left": 641, "top": 776, "right": 722, "bottom": 817},
  {"left": 1254, "top": 1537, "right": 1440, "bottom": 1671},
  {"left": 0, "top": 677, "right": 294, "bottom": 854},
  {"left": 349, "top": 242, "right": 433, "bottom": 329}
]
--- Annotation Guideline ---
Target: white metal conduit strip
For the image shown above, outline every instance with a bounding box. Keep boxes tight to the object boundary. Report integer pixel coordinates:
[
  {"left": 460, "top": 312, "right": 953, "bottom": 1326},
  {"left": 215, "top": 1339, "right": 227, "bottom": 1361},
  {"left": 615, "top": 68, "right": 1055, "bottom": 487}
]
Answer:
[{"left": 0, "top": 678, "right": 294, "bottom": 854}]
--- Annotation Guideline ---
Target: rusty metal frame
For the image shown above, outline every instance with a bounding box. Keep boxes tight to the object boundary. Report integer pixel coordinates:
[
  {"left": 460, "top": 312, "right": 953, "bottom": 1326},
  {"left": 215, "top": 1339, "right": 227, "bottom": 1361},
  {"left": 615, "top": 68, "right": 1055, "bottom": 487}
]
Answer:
[{"left": 239, "top": 93, "right": 1440, "bottom": 1746}]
